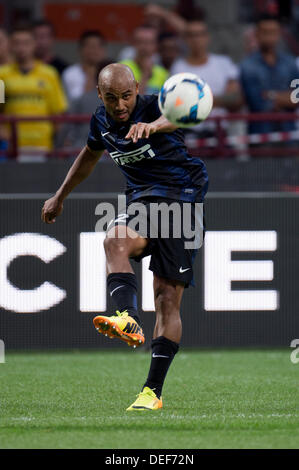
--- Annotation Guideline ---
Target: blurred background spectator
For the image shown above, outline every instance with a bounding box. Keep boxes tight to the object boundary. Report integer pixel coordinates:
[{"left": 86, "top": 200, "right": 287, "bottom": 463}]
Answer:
[
  {"left": 120, "top": 25, "right": 168, "bottom": 95},
  {"left": 0, "top": 28, "right": 11, "bottom": 158},
  {"left": 289, "top": 0, "right": 299, "bottom": 56},
  {"left": 170, "top": 15, "right": 243, "bottom": 147},
  {"left": 171, "top": 18, "right": 242, "bottom": 113},
  {"left": 0, "top": 28, "right": 12, "bottom": 66},
  {"left": 239, "top": 0, "right": 291, "bottom": 22},
  {"left": 0, "top": 0, "right": 298, "bottom": 160},
  {"left": 117, "top": 1, "right": 196, "bottom": 64},
  {"left": 143, "top": 3, "right": 187, "bottom": 34},
  {"left": 240, "top": 0, "right": 298, "bottom": 56},
  {"left": 0, "top": 25, "right": 67, "bottom": 161},
  {"left": 240, "top": 14, "right": 298, "bottom": 136},
  {"left": 33, "top": 19, "right": 68, "bottom": 75},
  {"left": 118, "top": 24, "right": 159, "bottom": 64},
  {"left": 157, "top": 32, "right": 181, "bottom": 71},
  {"left": 62, "top": 30, "right": 107, "bottom": 102},
  {"left": 143, "top": 1, "right": 207, "bottom": 34},
  {"left": 58, "top": 59, "right": 113, "bottom": 152}
]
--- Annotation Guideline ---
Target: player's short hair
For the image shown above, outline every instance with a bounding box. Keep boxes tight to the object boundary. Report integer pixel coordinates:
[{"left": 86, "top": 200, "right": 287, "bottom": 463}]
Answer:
[
  {"left": 256, "top": 13, "right": 281, "bottom": 26},
  {"left": 79, "top": 30, "right": 105, "bottom": 47},
  {"left": 32, "top": 19, "right": 56, "bottom": 35}
]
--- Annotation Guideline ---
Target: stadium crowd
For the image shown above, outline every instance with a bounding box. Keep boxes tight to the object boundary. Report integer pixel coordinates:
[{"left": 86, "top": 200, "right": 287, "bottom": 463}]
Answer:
[{"left": 0, "top": 1, "right": 298, "bottom": 160}]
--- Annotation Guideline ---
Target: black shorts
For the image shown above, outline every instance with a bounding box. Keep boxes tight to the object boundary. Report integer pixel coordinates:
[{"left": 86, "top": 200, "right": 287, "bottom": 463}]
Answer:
[{"left": 107, "top": 197, "right": 206, "bottom": 288}]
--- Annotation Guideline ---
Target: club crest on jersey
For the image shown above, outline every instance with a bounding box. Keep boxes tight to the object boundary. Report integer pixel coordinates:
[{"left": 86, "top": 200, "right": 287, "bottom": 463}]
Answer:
[{"left": 110, "top": 144, "right": 155, "bottom": 166}]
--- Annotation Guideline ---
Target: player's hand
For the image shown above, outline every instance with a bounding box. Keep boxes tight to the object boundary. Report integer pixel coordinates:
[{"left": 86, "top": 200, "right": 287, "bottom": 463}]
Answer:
[
  {"left": 125, "top": 122, "right": 158, "bottom": 143},
  {"left": 41, "top": 196, "right": 63, "bottom": 224}
]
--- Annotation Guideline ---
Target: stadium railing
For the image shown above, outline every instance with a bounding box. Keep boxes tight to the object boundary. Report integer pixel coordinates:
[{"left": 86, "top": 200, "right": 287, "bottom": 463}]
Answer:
[{"left": 0, "top": 112, "right": 298, "bottom": 159}]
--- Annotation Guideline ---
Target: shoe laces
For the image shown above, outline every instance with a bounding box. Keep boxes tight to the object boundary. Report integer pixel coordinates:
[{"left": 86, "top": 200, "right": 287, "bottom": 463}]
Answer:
[
  {"left": 116, "top": 309, "right": 128, "bottom": 317},
  {"left": 111, "top": 309, "right": 128, "bottom": 320},
  {"left": 136, "top": 388, "right": 156, "bottom": 399}
]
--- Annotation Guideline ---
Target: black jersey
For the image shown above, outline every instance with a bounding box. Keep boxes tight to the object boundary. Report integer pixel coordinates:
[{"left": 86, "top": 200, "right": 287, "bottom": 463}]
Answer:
[{"left": 87, "top": 94, "right": 209, "bottom": 203}]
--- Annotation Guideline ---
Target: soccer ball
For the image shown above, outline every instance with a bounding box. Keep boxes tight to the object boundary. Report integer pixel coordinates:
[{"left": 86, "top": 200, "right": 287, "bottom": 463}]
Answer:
[{"left": 158, "top": 73, "right": 213, "bottom": 128}]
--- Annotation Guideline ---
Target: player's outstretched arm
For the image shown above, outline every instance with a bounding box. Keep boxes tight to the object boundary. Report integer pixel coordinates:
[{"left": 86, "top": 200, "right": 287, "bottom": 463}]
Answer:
[
  {"left": 125, "top": 116, "right": 178, "bottom": 143},
  {"left": 41, "top": 145, "right": 103, "bottom": 224}
]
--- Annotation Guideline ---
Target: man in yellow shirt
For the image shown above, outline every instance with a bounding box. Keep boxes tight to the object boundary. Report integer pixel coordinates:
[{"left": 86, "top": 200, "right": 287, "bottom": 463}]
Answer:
[{"left": 0, "top": 26, "right": 67, "bottom": 154}]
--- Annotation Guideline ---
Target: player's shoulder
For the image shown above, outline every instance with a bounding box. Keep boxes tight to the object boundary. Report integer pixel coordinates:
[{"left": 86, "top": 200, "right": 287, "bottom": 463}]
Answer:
[
  {"left": 135, "top": 94, "right": 161, "bottom": 118},
  {"left": 93, "top": 100, "right": 105, "bottom": 117}
]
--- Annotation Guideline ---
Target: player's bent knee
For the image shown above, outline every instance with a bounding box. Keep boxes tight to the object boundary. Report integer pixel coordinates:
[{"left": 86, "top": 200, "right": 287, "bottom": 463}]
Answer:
[
  {"left": 106, "top": 225, "right": 128, "bottom": 240},
  {"left": 103, "top": 236, "right": 129, "bottom": 258},
  {"left": 104, "top": 232, "right": 147, "bottom": 259}
]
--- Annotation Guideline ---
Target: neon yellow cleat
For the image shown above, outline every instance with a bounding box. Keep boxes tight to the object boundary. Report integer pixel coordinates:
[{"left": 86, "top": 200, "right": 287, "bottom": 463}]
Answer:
[
  {"left": 93, "top": 310, "right": 145, "bottom": 348},
  {"left": 126, "top": 387, "right": 163, "bottom": 411}
]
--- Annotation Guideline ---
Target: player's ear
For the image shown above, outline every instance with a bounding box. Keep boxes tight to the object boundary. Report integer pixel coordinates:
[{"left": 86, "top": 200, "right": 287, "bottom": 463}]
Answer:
[
  {"left": 96, "top": 85, "right": 103, "bottom": 100},
  {"left": 136, "top": 81, "right": 139, "bottom": 95}
]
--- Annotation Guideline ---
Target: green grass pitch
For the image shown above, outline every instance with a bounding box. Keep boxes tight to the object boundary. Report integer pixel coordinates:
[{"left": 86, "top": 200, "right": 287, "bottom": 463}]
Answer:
[{"left": 0, "top": 349, "right": 298, "bottom": 449}]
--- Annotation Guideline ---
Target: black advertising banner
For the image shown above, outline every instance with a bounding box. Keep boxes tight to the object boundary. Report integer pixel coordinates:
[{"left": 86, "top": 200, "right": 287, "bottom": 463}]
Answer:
[{"left": 0, "top": 193, "right": 298, "bottom": 349}]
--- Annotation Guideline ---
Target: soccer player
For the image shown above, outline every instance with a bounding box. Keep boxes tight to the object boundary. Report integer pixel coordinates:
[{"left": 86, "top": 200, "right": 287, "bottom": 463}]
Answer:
[{"left": 42, "top": 63, "right": 208, "bottom": 411}]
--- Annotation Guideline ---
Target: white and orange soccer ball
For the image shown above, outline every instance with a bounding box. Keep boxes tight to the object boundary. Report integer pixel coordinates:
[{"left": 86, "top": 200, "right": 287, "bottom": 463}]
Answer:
[{"left": 158, "top": 73, "right": 213, "bottom": 128}]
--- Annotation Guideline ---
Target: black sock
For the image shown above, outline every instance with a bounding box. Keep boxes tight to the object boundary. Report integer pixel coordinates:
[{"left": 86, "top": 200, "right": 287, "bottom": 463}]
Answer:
[
  {"left": 143, "top": 336, "right": 179, "bottom": 398},
  {"left": 107, "top": 272, "right": 140, "bottom": 325}
]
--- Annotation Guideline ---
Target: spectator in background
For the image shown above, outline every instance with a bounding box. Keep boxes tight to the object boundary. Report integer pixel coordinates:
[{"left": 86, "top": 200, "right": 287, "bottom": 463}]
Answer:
[
  {"left": 157, "top": 32, "right": 181, "bottom": 71},
  {"left": 243, "top": 25, "right": 259, "bottom": 55},
  {"left": 33, "top": 19, "right": 68, "bottom": 75},
  {"left": 289, "top": 0, "right": 299, "bottom": 56},
  {"left": 0, "top": 28, "right": 11, "bottom": 65},
  {"left": 170, "top": 18, "right": 243, "bottom": 142},
  {"left": 117, "top": 24, "right": 160, "bottom": 64},
  {"left": 0, "top": 25, "right": 67, "bottom": 160},
  {"left": 118, "top": 2, "right": 190, "bottom": 63},
  {"left": 143, "top": 2, "right": 204, "bottom": 35},
  {"left": 58, "top": 59, "right": 113, "bottom": 152},
  {"left": 144, "top": 3, "right": 186, "bottom": 34},
  {"left": 0, "top": 29, "right": 11, "bottom": 159},
  {"left": 120, "top": 25, "right": 168, "bottom": 95},
  {"left": 62, "top": 30, "right": 107, "bottom": 102},
  {"left": 240, "top": 14, "right": 298, "bottom": 135}
]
